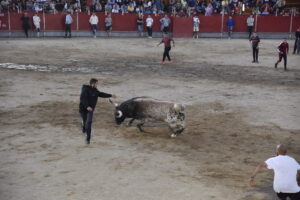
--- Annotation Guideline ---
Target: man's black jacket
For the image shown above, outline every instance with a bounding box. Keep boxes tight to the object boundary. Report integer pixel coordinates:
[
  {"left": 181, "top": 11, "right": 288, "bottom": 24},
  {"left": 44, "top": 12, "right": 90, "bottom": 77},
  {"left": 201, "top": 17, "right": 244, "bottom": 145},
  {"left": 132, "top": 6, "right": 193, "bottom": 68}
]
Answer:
[{"left": 79, "top": 85, "right": 112, "bottom": 111}]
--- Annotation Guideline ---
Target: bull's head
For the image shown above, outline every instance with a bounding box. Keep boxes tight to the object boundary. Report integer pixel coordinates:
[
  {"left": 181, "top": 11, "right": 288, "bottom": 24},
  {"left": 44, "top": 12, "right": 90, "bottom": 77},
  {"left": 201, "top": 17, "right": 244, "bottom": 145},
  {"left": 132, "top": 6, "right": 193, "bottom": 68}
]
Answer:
[{"left": 109, "top": 99, "right": 126, "bottom": 125}]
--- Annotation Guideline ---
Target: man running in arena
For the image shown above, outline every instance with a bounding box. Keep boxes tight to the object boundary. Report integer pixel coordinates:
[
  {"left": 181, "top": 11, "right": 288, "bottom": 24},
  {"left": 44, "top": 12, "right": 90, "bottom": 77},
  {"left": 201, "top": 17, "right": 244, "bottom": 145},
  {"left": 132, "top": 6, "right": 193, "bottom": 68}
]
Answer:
[
  {"left": 79, "top": 78, "right": 117, "bottom": 144},
  {"left": 157, "top": 33, "right": 175, "bottom": 64},
  {"left": 249, "top": 144, "right": 300, "bottom": 200},
  {"left": 275, "top": 39, "right": 289, "bottom": 71}
]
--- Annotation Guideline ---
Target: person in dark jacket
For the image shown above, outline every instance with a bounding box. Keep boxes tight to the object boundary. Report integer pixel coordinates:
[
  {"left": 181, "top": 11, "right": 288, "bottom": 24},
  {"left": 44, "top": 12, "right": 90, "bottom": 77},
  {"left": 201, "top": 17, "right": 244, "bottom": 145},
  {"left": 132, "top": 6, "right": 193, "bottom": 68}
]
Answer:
[
  {"left": 21, "top": 12, "right": 30, "bottom": 38},
  {"left": 79, "top": 78, "right": 116, "bottom": 144},
  {"left": 250, "top": 32, "right": 260, "bottom": 63},
  {"left": 293, "top": 27, "right": 300, "bottom": 54}
]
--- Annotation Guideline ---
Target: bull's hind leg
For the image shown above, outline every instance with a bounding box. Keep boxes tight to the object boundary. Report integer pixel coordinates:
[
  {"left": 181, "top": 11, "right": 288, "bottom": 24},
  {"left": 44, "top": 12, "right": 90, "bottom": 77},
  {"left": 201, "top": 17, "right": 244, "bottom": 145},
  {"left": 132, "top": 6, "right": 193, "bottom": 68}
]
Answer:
[{"left": 137, "top": 120, "right": 145, "bottom": 132}]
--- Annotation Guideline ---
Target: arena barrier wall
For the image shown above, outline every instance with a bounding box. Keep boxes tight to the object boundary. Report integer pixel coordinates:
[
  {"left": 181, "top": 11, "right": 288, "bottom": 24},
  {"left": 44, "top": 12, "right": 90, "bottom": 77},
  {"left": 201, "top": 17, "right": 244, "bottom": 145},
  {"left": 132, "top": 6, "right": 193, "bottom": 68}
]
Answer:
[{"left": 0, "top": 11, "right": 299, "bottom": 38}]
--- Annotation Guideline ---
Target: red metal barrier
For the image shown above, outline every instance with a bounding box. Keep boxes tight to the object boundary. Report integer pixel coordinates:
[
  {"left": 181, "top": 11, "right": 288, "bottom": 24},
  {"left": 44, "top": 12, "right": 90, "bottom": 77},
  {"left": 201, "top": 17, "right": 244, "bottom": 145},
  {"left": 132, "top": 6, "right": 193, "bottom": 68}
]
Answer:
[
  {"left": 0, "top": 12, "right": 9, "bottom": 31},
  {"left": 1, "top": 12, "right": 300, "bottom": 37},
  {"left": 199, "top": 15, "right": 222, "bottom": 33},
  {"left": 256, "top": 15, "right": 291, "bottom": 33}
]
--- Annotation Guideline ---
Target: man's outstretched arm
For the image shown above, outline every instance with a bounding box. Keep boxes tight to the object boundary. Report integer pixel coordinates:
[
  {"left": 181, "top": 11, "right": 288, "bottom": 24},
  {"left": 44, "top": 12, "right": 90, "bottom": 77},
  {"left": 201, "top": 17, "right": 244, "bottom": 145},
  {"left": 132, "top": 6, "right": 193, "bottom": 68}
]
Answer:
[{"left": 249, "top": 162, "right": 267, "bottom": 186}]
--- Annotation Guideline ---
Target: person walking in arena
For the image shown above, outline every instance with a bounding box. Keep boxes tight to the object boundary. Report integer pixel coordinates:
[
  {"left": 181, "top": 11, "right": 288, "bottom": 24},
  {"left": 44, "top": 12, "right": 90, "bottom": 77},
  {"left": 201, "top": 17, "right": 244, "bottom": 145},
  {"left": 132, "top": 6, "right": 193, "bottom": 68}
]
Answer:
[
  {"left": 89, "top": 12, "right": 99, "bottom": 38},
  {"left": 157, "top": 33, "right": 175, "bottom": 64},
  {"left": 249, "top": 32, "right": 260, "bottom": 63},
  {"left": 293, "top": 26, "right": 300, "bottom": 54},
  {"left": 79, "top": 78, "right": 117, "bottom": 144},
  {"left": 249, "top": 144, "right": 300, "bottom": 200},
  {"left": 65, "top": 11, "right": 73, "bottom": 38},
  {"left": 275, "top": 39, "right": 289, "bottom": 71}
]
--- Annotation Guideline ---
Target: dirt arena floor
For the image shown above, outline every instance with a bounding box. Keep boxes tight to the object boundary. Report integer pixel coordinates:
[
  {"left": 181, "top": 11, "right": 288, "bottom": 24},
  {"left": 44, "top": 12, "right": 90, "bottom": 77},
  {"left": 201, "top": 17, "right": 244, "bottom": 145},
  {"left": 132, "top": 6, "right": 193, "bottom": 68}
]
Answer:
[{"left": 0, "top": 38, "right": 299, "bottom": 200}]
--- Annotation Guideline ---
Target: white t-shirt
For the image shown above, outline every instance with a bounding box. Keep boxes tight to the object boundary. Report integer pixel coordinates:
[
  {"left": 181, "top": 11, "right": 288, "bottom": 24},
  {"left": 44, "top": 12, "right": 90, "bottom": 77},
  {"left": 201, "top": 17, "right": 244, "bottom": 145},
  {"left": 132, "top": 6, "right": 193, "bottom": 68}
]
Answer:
[
  {"left": 265, "top": 155, "right": 300, "bottom": 193},
  {"left": 193, "top": 16, "right": 200, "bottom": 27},
  {"left": 89, "top": 15, "right": 99, "bottom": 25},
  {"left": 247, "top": 17, "right": 254, "bottom": 26},
  {"left": 33, "top": 15, "right": 40, "bottom": 26},
  {"left": 146, "top": 17, "right": 153, "bottom": 27}
]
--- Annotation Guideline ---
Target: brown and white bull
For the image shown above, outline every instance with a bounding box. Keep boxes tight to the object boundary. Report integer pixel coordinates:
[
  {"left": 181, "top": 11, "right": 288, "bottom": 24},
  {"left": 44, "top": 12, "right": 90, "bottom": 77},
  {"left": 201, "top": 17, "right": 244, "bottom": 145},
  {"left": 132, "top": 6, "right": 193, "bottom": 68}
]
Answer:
[{"left": 109, "top": 97, "right": 186, "bottom": 137}]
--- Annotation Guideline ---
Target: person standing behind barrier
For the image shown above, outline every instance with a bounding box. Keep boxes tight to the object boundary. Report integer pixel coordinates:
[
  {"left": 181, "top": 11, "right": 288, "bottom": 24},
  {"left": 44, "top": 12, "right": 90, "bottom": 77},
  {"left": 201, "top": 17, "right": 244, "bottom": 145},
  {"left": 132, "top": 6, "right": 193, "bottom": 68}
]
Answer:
[
  {"left": 160, "top": 15, "right": 170, "bottom": 33},
  {"left": 105, "top": 13, "right": 112, "bottom": 37},
  {"left": 293, "top": 26, "right": 300, "bottom": 54},
  {"left": 137, "top": 13, "right": 144, "bottom": 37},
  {"left": 193, "top": 15, "right": 200, "bottom": 39},
  {"left": 226, "top": 16, "right": 234, "bottom": 39},
  {"left": 275, "top": 39, "right": 289, "bottom": 71},
  {"left": 249, "top": 144, "right": 300, "bottom": 200},
  {"left": 250, "top": 32, "right": 260, "bottom": 63},
  {"left": 146, "top": 15, "right": 154, "bottom": 38},
  {"left": 157, "top": 33, "right": 175, "bottom": 64},
  {"left": 65, "top": 12, "right": 73, "bottom": 38},
  {"left": 89, "top": 12, "right": 99, "bottom": 38},
  {"left": 33, "top": 13, "right": 41, "bottom": 38},
  {"left": 21, "top": 12, "right": 30, "bottom": 38},
  {"left": 246, "top": 15, "right": 254, "bottom": 39}
]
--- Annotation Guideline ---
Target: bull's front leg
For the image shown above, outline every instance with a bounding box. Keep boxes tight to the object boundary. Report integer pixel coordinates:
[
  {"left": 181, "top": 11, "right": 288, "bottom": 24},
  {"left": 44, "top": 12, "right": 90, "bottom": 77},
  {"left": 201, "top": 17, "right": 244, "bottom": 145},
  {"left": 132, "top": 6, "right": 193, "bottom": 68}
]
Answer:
[
  {"left": 127, "top": 118, "right": 135, "bottom": 126},
  {"left": 137, "top": 120, "right": 145, "bottom": 132}
]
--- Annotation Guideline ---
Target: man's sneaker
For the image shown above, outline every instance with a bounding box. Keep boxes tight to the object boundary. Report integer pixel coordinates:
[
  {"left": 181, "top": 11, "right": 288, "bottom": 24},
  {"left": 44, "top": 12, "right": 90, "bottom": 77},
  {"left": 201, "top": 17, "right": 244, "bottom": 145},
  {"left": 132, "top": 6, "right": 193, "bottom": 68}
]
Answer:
[
  {"left": 82, "top": 126, "right": 86, "bottom": 133},
  {"left": 274, "top": 63, "right": 278, "bottom": 68},
  {"left": 160, "top": 61, "right": 165, "bottom": 64},
  {"left": 85, "top": 139, "right": 90, "bottom": 144},
  {"left": 252, "top": 60, "right": 255, "bottom": 63}
]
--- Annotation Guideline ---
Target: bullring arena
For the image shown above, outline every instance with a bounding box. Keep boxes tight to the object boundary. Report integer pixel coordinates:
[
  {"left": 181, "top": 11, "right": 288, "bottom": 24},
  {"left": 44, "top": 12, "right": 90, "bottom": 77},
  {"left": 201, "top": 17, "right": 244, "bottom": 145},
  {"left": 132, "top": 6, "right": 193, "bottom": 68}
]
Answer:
[{"left": 1, "top": 10, "right": 300, "bottom": 200}]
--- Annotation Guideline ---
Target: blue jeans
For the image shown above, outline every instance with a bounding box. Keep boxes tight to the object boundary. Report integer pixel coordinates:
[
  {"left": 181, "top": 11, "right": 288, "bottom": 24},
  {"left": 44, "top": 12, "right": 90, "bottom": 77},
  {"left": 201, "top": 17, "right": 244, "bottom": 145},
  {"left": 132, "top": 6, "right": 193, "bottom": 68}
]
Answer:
[
  {"left": 138, "top": 24, "right": 143, "bottom": 32},
  {"left": 228, "top": 26, "right": 233, "bottom": 38}
]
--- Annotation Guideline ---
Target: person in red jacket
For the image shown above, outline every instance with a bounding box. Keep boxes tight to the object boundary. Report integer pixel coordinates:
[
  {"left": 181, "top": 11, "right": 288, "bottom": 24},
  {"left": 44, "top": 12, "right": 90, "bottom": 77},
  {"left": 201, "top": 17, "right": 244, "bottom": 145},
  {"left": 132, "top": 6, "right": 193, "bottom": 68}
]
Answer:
[
  {"left": 275, "top": 39, "right": 289, "bottom": 71},
  {"left": 157, "top": 33, "right": 175, "bottom": 64}
]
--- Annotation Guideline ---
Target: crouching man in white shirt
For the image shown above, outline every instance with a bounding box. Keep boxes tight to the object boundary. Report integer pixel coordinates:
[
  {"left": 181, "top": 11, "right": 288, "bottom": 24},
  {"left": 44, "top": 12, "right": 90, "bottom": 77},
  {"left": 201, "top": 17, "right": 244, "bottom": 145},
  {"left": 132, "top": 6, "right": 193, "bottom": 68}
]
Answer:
[{"left": 249, "top": 144, "right": 300, "bottom": 200}]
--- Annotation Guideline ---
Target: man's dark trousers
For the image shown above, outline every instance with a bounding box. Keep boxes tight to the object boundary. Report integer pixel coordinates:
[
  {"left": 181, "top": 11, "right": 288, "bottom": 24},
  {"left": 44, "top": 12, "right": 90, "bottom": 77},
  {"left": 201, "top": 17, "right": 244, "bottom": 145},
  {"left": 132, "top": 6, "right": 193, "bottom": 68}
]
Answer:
[
  {"left": 65, "top": 24, "right": 71, "bottom": 38},
  {"left": 80, "top": 109, "right": 94, "bottom": 143}
]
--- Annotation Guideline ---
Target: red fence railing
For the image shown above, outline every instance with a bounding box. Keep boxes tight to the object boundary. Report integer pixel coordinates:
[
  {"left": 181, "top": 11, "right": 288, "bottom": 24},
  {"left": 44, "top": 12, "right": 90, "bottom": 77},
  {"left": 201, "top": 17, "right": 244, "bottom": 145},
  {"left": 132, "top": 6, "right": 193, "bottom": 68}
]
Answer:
[{"left": 0, "top": 12, "right": 299, "bottom": 37}]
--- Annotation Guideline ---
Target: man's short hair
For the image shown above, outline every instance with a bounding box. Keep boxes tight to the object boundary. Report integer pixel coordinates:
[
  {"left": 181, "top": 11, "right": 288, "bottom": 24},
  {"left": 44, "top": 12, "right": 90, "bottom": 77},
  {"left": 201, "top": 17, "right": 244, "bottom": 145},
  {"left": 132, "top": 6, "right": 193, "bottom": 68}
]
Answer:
[{"left": 90, "top": 78, "right": 98, "bottom": 85}]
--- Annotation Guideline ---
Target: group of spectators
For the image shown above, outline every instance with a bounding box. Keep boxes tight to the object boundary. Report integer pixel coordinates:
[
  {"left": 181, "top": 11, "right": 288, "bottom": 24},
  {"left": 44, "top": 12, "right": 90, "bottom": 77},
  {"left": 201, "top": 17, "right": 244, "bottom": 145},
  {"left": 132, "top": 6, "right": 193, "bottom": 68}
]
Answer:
[{"left": 0, "top": 0, "right": 294, "bottom": 16}]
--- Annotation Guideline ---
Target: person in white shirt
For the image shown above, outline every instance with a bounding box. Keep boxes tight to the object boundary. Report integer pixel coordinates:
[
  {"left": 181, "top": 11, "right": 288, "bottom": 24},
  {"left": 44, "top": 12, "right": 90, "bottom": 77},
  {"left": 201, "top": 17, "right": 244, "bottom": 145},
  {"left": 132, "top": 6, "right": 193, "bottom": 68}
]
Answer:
[
  {"left": 246, "top": 15, "right": 255, "bottom": 39},
  {"left": 249, "top": 144, "right": 300, "bottom": 200},
  {"left": 33, "top": 13, "right": 41, "bottom": 37},
  {"left": 89, "top": 12, "right": 99, "bottom": 38},
  {"left": 193, "top": 15, "right": 200, "bottom": 39},
  {"left": 146, "top": 15, "right": 153, "bottom": 38}
]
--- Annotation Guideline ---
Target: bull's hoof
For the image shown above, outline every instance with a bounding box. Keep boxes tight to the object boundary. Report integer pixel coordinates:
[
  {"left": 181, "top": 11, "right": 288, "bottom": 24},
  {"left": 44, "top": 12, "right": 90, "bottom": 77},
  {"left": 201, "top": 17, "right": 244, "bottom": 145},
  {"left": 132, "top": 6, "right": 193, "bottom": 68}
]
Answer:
[
  {"left": 137, "top": 124, "right": 145, "bottom": 132},
  {"left": 171, "top": 133, "right": 177, "bottom": 138}
]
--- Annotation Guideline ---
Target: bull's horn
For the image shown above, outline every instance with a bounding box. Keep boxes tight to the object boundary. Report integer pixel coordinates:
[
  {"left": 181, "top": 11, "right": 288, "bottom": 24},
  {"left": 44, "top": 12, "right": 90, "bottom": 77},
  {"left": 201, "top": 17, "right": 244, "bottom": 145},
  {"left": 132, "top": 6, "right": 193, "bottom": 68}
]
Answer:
[
  {"left": 173, "top": 104, "right": 181, "bottom": 112},
  {"left": 109, "top": 98, "right": 118, "bottom": 107},
  {"left": 116, "top": 110, "right": 123, "bottom": 118}
]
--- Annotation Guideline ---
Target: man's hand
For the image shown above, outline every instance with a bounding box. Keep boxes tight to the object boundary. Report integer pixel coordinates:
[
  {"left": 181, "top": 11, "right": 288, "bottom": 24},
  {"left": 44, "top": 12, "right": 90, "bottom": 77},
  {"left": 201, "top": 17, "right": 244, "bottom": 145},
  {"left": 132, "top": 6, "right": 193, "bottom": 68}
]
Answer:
[
  {"left": 111, "top": 94, "right": 117, "bottom": 98},
  {"left": 87, "top": 107, "right": 93, "bottom": 112},
  {"left": 249, "top": 176, "right": 255, "bottom": 186}
]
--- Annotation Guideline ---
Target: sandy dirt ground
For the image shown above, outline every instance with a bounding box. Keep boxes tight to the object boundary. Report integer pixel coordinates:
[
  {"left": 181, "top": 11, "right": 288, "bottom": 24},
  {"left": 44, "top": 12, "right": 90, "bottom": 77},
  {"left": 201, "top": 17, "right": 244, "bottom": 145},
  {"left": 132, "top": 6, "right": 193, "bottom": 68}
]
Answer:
[{"left": 0, "top": 38, "right": 299, "bottom": 200}]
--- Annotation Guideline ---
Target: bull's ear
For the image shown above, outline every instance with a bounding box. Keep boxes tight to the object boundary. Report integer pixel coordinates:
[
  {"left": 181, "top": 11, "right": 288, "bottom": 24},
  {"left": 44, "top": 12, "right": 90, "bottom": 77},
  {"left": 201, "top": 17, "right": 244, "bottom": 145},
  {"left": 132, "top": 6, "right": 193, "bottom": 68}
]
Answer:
[{"left": 109, "top": 98, "right": 118, "bottom": 107}]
